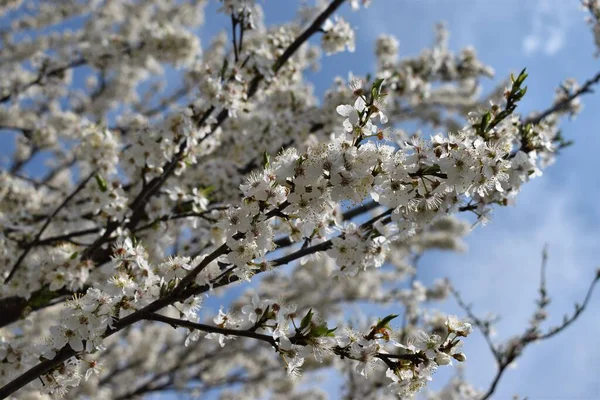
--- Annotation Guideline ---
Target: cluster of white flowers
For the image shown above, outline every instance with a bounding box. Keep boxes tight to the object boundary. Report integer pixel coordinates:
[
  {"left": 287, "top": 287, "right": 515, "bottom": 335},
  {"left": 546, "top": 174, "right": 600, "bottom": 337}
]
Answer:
[
  {"left": 193, "top": 292, "right": 472, "bottom": 398},
  {"left": 376, "top": 34, "right": 400, "bottom": 67},
  {"left": 1, "top": 237, "right": 208, "bottom": 396},
  {"left": 328, "top": 223, "right": 389, "bottom": 276},
  {"left": 143, "top": 24, "right": 201, "bottom": 67},
  {"left": 208, "top": 73, "right": 550, "bottom": 282},
  {"left": 427, "top": 369, "right": 484, "bottom": 400},
  {"left": 553, "top": 78, "right": 584, "bottom": 117},
  {"left": 583, "top": 0, "right": 600, "bottom": 56},
  {"left": 75, "top": 128, "right": 120, "bottom": 175},
  {"left": 376, "top": 23, "right": 494, "bottom": 111},
  {"left": 321, "top": 16, "right": 356, "bottom": 55}
]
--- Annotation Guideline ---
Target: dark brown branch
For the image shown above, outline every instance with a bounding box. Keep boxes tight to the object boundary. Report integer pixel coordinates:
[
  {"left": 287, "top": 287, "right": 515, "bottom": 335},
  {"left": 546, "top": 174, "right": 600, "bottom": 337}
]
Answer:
[
  {"left": 480, "top": 363, "right": 509, "bottom": 400},
  {"left": 231, "top": 14, "right": 240, "bottom": 63},
  {"left": 0, "top": 44, "right": 142, "bottom": 104},
  {"left": 450, "top": 286, "right": 501, "bottom": 362},
  {"left": 0, "top": 288, "right": 74, "bottom": 329},
  {"left": 204, "top": 208, "right": 393, "bottom": 293},
  {"left": 40, "top": 156, "right": 77, "bottom": 186},
  {"left": 0, "top": 59, "right": 87, "bottom": 104},
  {"left": 525, "top": 70, "right": 600, "bottom": 126},
  {"left": 342, "top": 201, "right": 380, "bottom": 220},
  {"left": 4, "top": 171, "right": 96, "bottom": 283},
  {"left": 146, "top": 313, "right": 424, "bottom": 365},
  {"left": 272, "top": 241, "right": 333, "bottom": 266},
  {"left": 135, "top": 87, "right": 191, "bottom": 119},
  {"left": 7, "top": 172, "right": 60, "bottom": 191},
  {"left": 132, "top": 207, "right": 225, "bottom": 233},
  {"left": 145, "top": 313, "right": 277, "bottom": 345},
  {"left": 246, "top": 0, "right": 345, "bottom": 98},
  {"left": 34, "top": 227, "right": 102, "bottom": 246},
  {"left": 9, "top": 147, "right": 39, "bottom": 174},
  {"left": 452, "top": 263, "right": 600, "bottom": 400},
  {"left": 534, "top": 270, "right": 599, "bottom": 341},
  {"left": 0, "top": 203, "right": 388, "bottom": 398}
]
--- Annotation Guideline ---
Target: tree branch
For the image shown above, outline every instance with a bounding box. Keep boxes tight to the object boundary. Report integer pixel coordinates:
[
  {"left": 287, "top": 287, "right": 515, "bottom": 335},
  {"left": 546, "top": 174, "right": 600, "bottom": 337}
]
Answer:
[
  {"left": 145, "top": 313, "right": 277, "bottom": 345},
  {"left": 452, "top": 256, "right": 600, "bottom": 400},
  {"left": 525, "top": 70, "right": 600, "bottom": 126},
  {"left": 4, "top": 171, "right": 96, "bottom": 283}
]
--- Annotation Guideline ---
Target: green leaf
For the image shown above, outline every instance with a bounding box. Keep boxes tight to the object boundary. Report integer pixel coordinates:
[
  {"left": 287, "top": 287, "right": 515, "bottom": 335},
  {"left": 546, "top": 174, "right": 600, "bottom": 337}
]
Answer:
[
  {"left": 515, "top": 68, "right": 528, "bottom": 86},
  {"left": 95, "top": 174, "right": 108, "bottom": 192},
  {"left": 371, "top": 78, "right": 385, "bottom": 99},
  {"left": 477, "top": 111, "right": 492, "bottom": 135},
  {"left": 421, "top": 164, "right": 441, "bottom": 175},
  {"left": 482, "top": 112, "right": 491, "bottom": 129},
  {"left": 312, "top": 324, "right": 337, "bottom": 337},
  {"left": 377, "top": 314, "right": 399, "bottom": 328},
  {"left": 300, "top": 309, "right": 313, "bottom": 330},
  {"left": 367, "top": 313, "right": 399, "bottom": 339},
  {"left": 311, "top": 325, "right": 329, "bottom": 337},
  {"left": 263, "top": 151, "right": 271, "bottom": 169},
  {"left": 201, "top": 186, "right": 215, "bottom": 196},
  {"left": 518, "top": 86, "right": 528, "bottom": 98},
  {"left": 28, "top": 287, "right": 59, "bottom": 309},
  {"left": 178, "top": 201, "right": 195, "bottom": 213}
]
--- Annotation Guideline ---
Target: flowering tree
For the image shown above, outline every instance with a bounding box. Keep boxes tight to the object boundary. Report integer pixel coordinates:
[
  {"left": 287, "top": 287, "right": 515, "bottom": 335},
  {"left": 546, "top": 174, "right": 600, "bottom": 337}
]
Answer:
[{"left": 1, "top": 0, "right": 600, "bottom": 399}]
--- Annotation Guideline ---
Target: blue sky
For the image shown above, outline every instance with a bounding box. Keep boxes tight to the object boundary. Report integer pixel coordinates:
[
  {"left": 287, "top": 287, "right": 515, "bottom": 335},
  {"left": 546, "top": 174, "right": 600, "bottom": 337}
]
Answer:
[{"left": 2, "top": 0, "right": 599, "bottom": 398}]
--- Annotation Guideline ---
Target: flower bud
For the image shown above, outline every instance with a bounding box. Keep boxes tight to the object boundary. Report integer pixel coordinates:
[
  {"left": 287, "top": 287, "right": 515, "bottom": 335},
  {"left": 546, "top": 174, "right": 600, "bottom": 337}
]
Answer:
[{"left": 435, "top": 352, "right": 452, "bottom": 365}]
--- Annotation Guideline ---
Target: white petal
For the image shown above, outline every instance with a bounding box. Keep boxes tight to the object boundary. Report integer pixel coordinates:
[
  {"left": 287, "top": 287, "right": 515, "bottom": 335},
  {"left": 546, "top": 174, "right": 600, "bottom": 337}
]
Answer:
[
  {"left": 336, "top": 104, "right": 354, "bottom": 117},
  {"left": 354, "top": 96, "right": 366, "bottom": 111}
]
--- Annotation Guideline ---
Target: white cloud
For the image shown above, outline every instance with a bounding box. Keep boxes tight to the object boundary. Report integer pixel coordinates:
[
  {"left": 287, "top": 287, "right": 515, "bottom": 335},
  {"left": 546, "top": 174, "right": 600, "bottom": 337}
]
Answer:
[{"left": 522, "top": 0, "right": 576, "bottom": 56}]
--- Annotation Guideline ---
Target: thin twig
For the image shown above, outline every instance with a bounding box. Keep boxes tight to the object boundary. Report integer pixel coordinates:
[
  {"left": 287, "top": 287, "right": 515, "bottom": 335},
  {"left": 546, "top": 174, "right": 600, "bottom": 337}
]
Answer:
[
  {"left": 146, "top": 313, "right": 277, "bottom": 345},
  {"left": 452, "top": 260, "right": 600, "bottom": 400},
  {"left": 525, "top": 71, "right": 600, "bottom": 126},
  {"left": 4, "top": 171, "right": 96, "bottom": 283},
  {"left": 231, "top": 14, "right": 240, "bottom": 63},
  {"left": 146, "top": 313, "right": 424, "bottom": 366},
  {"left": 450, "top": 286, "right": 501, "bottom": 362},
  {"left": 33, "top": 227, "right": 102, "bottom": 246},
  {"left": 534, "top": 271, "right": 599, "bottom": 341}
]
